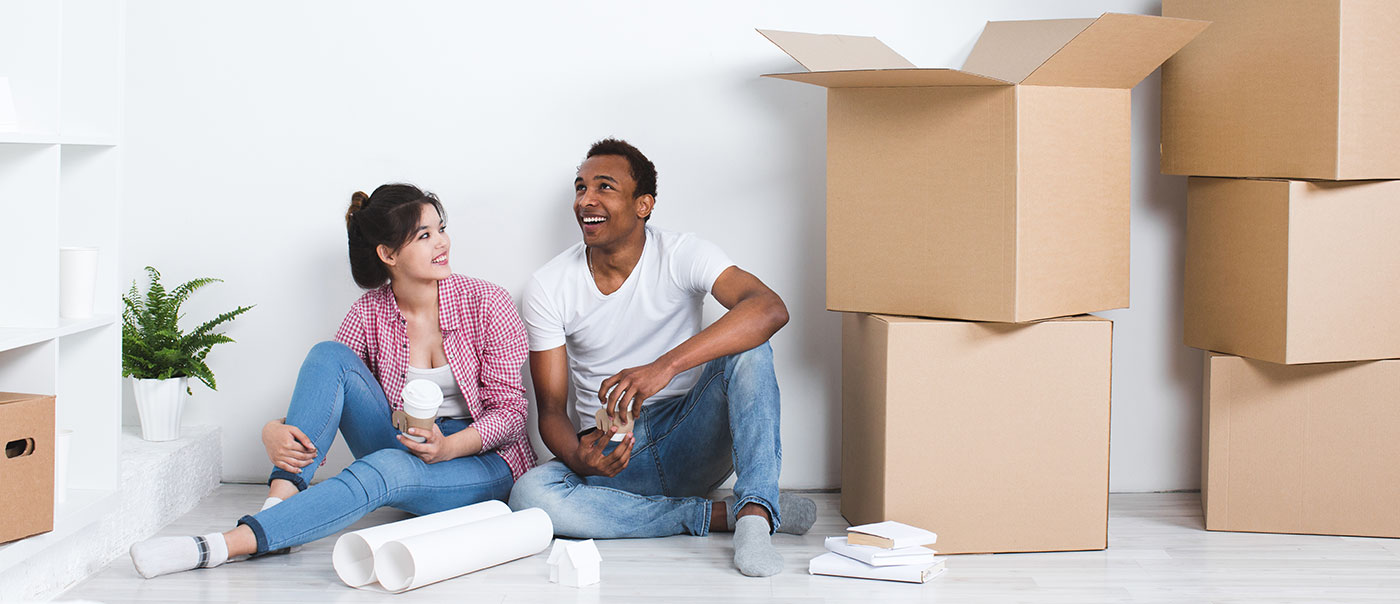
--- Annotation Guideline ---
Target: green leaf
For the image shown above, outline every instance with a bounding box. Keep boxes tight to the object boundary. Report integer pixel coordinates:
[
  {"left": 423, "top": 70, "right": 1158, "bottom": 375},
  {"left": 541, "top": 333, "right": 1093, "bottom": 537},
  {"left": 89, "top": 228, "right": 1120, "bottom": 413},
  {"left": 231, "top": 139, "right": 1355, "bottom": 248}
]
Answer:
[{"left": 119, "top": 266, "right": 251, "bottom": 392}]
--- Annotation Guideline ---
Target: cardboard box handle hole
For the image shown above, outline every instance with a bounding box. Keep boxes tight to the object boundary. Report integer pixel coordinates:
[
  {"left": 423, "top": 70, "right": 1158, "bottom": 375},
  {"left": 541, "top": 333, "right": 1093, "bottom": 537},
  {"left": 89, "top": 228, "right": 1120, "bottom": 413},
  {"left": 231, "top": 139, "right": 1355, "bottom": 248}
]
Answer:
[{"left": 4, "top": 438, "right": 34, "bottom": 459}]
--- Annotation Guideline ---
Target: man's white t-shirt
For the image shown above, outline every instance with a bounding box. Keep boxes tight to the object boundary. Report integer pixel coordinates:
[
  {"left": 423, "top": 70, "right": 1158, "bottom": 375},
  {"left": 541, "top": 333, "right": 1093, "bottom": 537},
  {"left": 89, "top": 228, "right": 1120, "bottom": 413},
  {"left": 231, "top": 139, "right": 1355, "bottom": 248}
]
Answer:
[{"left": 521, "top": 226, "right": 735, "bottom": 430}]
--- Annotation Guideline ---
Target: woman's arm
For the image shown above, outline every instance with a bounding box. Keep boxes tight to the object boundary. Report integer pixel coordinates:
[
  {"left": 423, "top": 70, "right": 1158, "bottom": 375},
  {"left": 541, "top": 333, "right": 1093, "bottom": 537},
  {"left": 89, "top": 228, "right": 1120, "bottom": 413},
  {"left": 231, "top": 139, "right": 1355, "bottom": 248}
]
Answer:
[{"left": 461, "top": 285, "right": 531, "bottom": 454}]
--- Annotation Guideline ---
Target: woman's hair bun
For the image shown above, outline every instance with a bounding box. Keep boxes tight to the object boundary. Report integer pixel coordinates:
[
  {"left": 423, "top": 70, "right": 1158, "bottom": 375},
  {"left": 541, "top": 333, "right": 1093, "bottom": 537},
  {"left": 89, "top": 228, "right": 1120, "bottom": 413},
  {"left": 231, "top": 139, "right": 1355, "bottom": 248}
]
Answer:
[{"left": 346, "top": 191, "right": 370, "bottom": 227}]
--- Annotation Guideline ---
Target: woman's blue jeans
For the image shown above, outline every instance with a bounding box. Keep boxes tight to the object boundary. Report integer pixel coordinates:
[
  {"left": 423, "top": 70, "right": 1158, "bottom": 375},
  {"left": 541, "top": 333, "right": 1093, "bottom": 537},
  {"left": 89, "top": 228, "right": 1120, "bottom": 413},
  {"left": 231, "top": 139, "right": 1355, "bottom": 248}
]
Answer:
[
  {"left": 507, "top": 341, "right": 782, "bottom": 538},
  {"left": 237, "top": 341, "right": 514, "bottom": 554}
]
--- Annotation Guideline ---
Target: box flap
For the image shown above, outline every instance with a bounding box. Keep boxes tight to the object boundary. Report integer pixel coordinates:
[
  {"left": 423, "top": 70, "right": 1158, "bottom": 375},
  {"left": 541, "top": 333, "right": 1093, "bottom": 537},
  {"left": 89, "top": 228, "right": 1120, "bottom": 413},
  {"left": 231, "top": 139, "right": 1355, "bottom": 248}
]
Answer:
[
  {"left": 764, "top": 68, "right": 1009, "bottom": 88},
  {"left": 968, "top": 13, "right": 1209, "bottom": 88},
  {"left": 757, "top": 29, "right": 916, "bottom": 72},
  {"left": 963, "top": 18, "right": 1097, "bottom": 84}
]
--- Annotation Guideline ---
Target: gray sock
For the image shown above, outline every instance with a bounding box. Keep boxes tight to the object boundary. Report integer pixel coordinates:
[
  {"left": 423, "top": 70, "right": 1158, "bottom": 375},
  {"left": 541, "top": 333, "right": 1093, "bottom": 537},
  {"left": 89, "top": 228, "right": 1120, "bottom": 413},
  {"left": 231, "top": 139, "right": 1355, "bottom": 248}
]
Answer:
[
  {"left": 733, "top": 515, "right": 784, "bottom": 577},
  {"left": 723, "top": 493, "right": 817, "bottom": 535},
  {"left": 130, "top": 532, "right": 229, "bottom": 579}
]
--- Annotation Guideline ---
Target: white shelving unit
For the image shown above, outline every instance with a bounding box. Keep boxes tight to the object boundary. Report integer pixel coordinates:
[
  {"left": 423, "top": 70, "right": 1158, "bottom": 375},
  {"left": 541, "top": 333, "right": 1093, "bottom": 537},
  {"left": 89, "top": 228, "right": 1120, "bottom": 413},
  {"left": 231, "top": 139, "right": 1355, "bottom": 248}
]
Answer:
[{"left": 0, "top": 0, "right": 124, "bottom": 566}]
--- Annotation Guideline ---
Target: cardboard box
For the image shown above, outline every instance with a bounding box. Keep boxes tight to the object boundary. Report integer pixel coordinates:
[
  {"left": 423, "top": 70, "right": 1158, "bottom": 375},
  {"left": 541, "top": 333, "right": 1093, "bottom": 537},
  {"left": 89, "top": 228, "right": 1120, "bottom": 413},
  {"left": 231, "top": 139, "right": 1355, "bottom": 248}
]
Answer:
[
  {"left": 841, "top": 313, "right": 1113, "bottom": 554},
  {"left": 761, "top": 14, "right": 1206, "bottom": 322},
  {"left": 1202, "top": 353, "right": 1400, "bottom": 538},
  {"left": 1184, "top": 177, "right": 1400, "bottom": 364},
  {"left": 0, "top": 392, "right": 55, "bottom": 544},
  {"left": 1162, "top": 0, "right": 1400, "bottom": 180}
]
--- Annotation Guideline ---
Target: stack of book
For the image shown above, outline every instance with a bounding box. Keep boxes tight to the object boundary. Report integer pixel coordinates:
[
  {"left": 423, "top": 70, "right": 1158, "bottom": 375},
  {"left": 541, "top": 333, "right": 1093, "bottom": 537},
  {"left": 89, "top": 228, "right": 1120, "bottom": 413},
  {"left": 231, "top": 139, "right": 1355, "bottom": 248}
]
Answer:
[{"left": 809, "top": 521, "right": 943, "bottom": 584}]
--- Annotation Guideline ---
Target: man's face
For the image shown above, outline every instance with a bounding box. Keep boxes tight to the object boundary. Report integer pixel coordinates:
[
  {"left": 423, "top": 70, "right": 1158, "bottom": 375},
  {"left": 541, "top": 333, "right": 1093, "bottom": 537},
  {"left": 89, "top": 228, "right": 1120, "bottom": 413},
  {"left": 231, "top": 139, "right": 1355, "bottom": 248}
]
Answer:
[{"left": 574, "top": 154, "right": 648, "bottom": 246}]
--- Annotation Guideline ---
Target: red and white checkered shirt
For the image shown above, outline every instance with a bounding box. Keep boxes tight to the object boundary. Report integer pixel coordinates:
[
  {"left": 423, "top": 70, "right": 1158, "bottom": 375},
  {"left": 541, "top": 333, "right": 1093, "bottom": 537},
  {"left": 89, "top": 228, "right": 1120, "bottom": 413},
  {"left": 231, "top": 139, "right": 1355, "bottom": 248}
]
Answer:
[{"left": 333, "top": 274, "right": 537, "bottom": 480}]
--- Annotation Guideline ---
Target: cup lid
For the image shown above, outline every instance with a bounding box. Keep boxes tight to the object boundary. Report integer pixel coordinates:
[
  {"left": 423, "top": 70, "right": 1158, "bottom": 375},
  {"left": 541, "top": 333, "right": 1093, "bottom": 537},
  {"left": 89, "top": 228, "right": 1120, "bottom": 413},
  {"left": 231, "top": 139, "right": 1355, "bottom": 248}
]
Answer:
[{"left": 401, "top": 379, "right": 443, "bottom": 409}]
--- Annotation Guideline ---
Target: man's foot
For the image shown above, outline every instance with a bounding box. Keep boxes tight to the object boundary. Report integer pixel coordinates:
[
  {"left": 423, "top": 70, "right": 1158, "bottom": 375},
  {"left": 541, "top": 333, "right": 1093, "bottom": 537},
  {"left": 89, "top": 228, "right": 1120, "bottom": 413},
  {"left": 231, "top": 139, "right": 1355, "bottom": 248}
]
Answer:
[
  {"left": 722, "top": 493, "right": 817, "bottom": 535},
  {"left": 733, "top": 515, "right": 784, "bottom": 577},
  {"left": 130, "top": 533, "right": 229, "bottom": 579}
]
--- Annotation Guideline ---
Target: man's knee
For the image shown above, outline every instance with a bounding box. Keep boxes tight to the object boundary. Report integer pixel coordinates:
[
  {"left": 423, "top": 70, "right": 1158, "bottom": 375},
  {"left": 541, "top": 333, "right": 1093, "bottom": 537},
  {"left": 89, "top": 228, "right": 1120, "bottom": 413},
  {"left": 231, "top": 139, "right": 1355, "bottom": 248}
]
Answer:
[
  {"left": 725, "top": 340, "right": 775, "bottom": 376},
  {"left": 507, "top": 463, "right": 568, "bottom": 513}
]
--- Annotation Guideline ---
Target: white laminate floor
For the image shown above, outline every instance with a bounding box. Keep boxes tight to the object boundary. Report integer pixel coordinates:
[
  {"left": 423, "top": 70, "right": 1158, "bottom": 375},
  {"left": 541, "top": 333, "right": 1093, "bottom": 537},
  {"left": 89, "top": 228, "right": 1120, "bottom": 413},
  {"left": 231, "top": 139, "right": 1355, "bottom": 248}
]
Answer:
[{"left": 61, "top": 486, "right": 1400, "bottom": 603}]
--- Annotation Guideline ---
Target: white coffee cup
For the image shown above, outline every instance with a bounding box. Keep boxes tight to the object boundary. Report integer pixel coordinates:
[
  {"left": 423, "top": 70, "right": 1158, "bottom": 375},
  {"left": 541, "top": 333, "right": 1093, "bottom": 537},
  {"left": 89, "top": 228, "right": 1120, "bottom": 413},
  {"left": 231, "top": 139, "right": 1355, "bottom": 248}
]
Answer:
[
  {"left": 399, "top": 379, "right": 442, "bottom": 443},
  {"left": 59, "top": 247, "right": 99, "bottom": 319}
]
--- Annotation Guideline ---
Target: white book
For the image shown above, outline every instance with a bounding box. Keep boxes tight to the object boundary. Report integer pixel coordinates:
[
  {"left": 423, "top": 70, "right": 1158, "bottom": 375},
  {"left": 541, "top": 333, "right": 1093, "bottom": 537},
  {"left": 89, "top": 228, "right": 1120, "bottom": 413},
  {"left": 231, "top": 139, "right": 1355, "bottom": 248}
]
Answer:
[
  {"left": 824, "top": 536, "right": 935, "bottom": 567},
  {"left": 809, "top": 552, "right": 945, "bottom": 584},
  {"left": 846, "top": 520, "right": 937, "bottom": 549}
]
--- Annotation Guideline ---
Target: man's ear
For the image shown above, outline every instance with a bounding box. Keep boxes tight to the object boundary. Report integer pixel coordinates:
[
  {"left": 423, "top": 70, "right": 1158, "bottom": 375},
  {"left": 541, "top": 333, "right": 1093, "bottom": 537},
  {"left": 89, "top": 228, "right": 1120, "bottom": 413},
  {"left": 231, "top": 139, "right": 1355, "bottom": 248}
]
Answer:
[
  {"left": 636, "top": 194, "right": 655, "bottom": 220},
  {"left": 377, "top": 244, "right": 396, "bottom": 267}
]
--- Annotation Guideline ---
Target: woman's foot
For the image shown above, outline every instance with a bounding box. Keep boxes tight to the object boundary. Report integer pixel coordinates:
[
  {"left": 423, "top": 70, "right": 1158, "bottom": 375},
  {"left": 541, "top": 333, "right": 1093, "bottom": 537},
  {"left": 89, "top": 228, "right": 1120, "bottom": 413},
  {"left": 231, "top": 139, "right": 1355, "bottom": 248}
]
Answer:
[
  {"left": 130, "top": 533, "right": 230, "bottom": 579},
  {"left": 258, "top": 496, "right": 303, "bottom": 555}
]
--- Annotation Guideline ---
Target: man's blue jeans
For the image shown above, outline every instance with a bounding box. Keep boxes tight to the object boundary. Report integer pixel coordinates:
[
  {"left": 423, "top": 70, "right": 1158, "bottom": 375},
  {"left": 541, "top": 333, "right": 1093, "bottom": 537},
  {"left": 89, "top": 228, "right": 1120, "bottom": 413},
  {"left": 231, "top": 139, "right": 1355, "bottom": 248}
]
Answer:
[
  {"left": 508, "top": 342, "right": 782, "bottom": 537},
  {"left": 237, "top": 341, "right": 514, "bottom": 554}
]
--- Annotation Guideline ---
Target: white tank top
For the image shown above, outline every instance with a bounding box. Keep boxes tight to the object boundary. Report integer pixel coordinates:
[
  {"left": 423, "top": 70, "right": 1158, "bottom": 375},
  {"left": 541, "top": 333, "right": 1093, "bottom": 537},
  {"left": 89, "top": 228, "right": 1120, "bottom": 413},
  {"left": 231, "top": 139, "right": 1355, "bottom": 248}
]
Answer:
[{"left": 404, "top": 364, "right": 470, "bottom": 420}]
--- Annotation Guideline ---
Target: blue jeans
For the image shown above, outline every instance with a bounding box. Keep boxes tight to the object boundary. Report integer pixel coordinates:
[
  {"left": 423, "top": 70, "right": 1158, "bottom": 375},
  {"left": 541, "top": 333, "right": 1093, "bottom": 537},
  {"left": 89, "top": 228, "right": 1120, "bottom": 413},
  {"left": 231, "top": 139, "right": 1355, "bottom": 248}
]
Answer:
[
  {"left": 508, "top": 342, "right": 782, "bottom": 538},
  {"left": 237, "top": 341, "right": 514, "bottom": 554}
]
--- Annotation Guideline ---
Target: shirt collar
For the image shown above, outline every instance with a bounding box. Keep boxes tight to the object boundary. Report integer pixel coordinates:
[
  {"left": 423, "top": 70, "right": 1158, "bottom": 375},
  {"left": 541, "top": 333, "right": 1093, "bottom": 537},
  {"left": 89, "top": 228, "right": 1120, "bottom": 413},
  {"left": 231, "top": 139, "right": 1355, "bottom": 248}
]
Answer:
[{"left": 381, "top": 274, "right": 461, "bottom": 332}]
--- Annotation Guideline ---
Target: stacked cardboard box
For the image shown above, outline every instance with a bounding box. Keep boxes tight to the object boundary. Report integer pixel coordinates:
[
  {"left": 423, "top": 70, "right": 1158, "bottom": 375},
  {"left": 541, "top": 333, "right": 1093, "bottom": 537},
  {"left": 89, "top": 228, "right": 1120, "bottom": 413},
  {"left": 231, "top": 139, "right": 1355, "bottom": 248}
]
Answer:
[
  {"left": 1164, "top": 0, "right": 1400, "bottom": 538},
  {"left": 763, "top": 13, "right": 1206, "bottom": 554},
  {"left": 1, "top": 392, "right": 55, "bottom": 544}
]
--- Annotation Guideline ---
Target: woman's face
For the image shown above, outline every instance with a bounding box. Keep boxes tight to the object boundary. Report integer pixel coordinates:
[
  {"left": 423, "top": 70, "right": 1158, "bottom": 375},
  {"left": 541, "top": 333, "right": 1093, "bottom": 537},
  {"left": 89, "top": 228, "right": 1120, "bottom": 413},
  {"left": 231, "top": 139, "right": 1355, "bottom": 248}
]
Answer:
[{"left": 383, "top": 203, "right": 451, "bottom": 283}]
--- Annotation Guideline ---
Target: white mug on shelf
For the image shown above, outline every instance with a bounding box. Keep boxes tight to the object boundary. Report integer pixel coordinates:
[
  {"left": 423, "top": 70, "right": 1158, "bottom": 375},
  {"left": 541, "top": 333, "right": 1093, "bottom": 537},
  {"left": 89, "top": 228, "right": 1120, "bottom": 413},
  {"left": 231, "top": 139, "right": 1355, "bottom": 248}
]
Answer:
[
  {"left": 0, "top": 77, "right": 16, "bottom": 132},
  {"left": 59, "top": 247, "right": 99, "bottom": 319},
  {"left": 54, "top": 428, "right": 73, "bottom": 505}
]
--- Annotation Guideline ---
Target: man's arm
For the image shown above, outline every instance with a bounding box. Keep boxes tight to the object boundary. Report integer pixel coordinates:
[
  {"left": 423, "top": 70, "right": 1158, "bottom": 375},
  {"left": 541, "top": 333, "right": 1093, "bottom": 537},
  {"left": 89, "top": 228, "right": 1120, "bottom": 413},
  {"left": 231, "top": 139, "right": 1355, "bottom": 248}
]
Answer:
[
  {"left": 601, "top": 266, "right": 788, "bottom": 418},
  {"left": 532, "top": 346, "right": 633, "bottom": 477}
]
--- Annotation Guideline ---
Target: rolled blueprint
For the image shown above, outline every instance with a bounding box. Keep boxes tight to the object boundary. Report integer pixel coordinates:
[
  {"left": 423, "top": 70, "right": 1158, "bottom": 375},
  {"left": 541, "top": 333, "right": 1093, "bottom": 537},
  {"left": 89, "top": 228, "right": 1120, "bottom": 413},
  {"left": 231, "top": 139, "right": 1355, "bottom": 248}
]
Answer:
[
  {"left": 373, "top": 507, "right": 554, "bottom": 593},
  {"left": 332, "top": 499, "right": 510, "bottom": 587}
]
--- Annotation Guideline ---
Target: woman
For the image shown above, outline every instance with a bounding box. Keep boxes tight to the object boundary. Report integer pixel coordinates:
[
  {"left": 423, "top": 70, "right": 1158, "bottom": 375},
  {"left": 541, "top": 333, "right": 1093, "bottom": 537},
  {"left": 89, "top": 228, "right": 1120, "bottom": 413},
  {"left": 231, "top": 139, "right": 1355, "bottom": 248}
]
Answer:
[{"left": 130, "top": 184, "right": 536, "bottom": 578}]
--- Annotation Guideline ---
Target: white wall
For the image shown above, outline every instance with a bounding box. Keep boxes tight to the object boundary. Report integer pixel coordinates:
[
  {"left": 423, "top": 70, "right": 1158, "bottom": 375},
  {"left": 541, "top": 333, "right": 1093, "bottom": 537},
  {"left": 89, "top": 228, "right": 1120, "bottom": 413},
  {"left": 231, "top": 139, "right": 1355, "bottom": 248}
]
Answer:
[{"left": 120, "top": 0, "right": 1197, "bottom": 492}]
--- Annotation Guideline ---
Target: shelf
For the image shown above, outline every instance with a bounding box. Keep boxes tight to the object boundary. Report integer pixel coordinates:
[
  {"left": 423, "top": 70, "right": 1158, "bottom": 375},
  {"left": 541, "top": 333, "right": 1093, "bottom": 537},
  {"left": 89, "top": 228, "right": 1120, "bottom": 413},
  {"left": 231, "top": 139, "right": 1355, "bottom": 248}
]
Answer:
[
  {"left": 0, "top": 314, "right": 117, "bottom": 353},
  {"left": 0, "top": 132, "right": 117, "bottom": 146},
  {"left": 0, "top": 488, "right": 118, "bottom": 570}
]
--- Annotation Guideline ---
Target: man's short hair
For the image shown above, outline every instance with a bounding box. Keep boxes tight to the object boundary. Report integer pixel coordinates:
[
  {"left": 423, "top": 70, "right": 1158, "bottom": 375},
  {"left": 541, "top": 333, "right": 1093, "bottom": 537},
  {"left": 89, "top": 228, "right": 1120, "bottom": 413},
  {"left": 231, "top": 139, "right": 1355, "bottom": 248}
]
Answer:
[{"left": 586, "top": 138, "right": 658, "bottom": 201}]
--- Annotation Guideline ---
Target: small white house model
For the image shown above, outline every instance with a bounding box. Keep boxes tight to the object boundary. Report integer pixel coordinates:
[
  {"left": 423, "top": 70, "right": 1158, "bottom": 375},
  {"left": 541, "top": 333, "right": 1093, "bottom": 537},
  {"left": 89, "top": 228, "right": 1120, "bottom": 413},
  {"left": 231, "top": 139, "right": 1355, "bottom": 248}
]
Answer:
[{"left": 547, "top": 538, "right": 602, "bottom": 587}]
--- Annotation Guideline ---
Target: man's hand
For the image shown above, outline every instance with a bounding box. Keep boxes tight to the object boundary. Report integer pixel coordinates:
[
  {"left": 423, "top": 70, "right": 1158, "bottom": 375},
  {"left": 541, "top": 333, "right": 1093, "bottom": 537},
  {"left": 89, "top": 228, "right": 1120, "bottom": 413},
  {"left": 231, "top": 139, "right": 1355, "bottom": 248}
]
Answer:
[
  {"left": 599, "top": 361, "right": 675, "bottom": 422},
  {"left": 399, "top": 423, "right": 456, "bottom": 464},
  {"left": 262, "top": 419, "right": 317, "bottom": 473},
  {"left": 567, "top": 428, "right": 634, "bottom": 477}
]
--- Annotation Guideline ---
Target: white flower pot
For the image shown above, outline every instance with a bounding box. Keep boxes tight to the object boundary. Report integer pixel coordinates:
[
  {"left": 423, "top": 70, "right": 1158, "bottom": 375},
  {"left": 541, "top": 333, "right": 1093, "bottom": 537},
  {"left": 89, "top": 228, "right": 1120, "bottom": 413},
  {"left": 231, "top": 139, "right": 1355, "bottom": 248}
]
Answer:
[{"left": 131, "top": 377, "right": 189, "bottom": 441}]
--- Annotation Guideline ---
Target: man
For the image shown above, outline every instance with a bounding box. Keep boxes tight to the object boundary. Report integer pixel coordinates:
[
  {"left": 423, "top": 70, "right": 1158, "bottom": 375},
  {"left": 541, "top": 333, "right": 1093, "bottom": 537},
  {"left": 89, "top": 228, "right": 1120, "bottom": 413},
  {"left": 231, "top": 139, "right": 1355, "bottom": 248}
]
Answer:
[{"left": 509, "top": 138, "right": 815, "bottom": 577}]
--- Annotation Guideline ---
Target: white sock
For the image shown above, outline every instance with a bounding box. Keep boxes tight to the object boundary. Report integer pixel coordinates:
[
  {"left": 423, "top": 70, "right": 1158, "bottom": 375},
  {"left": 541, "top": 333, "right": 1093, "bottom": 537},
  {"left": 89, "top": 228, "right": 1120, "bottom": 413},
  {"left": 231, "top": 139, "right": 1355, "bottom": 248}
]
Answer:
[
  {"left": 261, "top": 496, "right": 283, "bottom": 511},
  {"left": 130, "top": 532, "right": 230, "bottom": 579}
]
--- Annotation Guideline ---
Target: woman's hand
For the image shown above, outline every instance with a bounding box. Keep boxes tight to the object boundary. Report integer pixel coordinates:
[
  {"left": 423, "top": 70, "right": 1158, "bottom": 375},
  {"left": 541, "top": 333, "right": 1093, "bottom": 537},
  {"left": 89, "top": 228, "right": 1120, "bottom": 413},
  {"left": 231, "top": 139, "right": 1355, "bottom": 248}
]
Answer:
[
  {"left": 399, "top": 422, "right": 460, "bottom": 464},
  {"left": 262, "top": 419, "right": 317, "bottom": 473}
]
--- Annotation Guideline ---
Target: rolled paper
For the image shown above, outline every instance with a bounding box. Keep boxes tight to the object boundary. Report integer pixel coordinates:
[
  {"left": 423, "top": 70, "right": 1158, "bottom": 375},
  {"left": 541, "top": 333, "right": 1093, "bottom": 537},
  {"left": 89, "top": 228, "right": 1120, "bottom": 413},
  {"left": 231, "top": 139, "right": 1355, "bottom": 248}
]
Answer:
[
  {"left": 332, "top": 499, "right": 510, "bottom": 587},
  {"left": 373, "top": 507, "right": 555, "bottom": 593}
]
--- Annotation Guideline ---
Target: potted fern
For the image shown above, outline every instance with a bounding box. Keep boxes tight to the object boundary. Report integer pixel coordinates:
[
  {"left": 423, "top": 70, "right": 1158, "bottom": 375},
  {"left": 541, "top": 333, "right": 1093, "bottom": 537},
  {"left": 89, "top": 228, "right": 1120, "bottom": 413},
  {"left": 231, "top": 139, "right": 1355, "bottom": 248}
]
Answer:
[{"left": 122, "top": 266, "right": 252, "bottom": 441}]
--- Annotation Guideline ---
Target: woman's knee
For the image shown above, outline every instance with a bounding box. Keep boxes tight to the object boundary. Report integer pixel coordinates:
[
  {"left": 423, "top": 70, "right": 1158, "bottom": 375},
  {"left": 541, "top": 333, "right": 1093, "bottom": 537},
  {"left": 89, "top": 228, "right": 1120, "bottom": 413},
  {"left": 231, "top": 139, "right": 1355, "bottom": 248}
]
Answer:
[
  {"left": 344, "top": 449, "right": 418, "bottom": 496},
  {"left": 307, "top": 340, "right": 357, "bottom": 366}
]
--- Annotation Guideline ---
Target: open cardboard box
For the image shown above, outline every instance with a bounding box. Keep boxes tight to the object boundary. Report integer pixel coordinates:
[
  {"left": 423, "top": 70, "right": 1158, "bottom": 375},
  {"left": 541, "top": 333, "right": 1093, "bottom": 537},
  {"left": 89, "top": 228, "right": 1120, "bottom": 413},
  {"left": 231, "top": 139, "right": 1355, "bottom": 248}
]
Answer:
[
  {"left": 1184, "top": 177, "right": 1400, "bottom": 364},
  {"left": 1, "top": 392, "right": 55, "bottom": 544},
  {"left": 1203, "top": 353, "right": 1400, "bottom": 538},
  {"left": 841, "top": 313, "right": 1113, "bottom": 554},
  {"left": 761, "top": 13, "right": 1207, "bottom": 322},
  {"left": 1163, "top": 0, "right": 1400, "bottom": 180}
]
